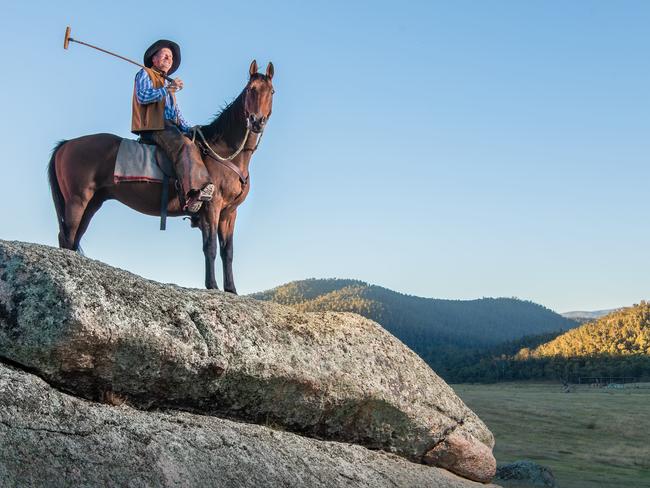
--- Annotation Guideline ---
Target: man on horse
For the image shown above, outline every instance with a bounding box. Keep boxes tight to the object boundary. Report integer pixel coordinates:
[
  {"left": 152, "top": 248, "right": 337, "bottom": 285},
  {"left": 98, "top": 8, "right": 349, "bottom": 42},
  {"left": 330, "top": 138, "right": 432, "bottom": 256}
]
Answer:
[{"left": 131, "top": 39, "right": 214, "bottom": 212}]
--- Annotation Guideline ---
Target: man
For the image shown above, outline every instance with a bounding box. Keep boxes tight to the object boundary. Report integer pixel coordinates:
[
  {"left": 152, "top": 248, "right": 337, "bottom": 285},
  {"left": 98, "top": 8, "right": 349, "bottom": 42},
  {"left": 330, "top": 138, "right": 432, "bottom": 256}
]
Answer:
[{"left": 131, "top": 39, "right": 213, "bottom": 212}]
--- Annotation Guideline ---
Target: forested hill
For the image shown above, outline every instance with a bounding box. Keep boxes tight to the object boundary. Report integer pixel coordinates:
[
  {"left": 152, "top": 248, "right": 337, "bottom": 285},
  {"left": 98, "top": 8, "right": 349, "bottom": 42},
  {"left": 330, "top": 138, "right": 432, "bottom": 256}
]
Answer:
[
  {"left": 251, "top": 278, "right": 576, "bottom": 348},
  {"left": 454, "top": 302, "right": 650, "bottom": 383},
  {"left": 522, "top": 302, "right": 650, "bottom": 359}
]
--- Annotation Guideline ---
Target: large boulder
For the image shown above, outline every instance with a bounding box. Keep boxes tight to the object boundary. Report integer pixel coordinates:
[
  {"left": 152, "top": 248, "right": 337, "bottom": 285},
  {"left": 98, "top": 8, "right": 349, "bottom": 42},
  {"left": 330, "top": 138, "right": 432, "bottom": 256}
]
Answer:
[
  {"left": 0, "top": 240, "right": 496, "bottom": 482},
  {"left": 0, "top": 363, "right": 501, "bottom": 487}
]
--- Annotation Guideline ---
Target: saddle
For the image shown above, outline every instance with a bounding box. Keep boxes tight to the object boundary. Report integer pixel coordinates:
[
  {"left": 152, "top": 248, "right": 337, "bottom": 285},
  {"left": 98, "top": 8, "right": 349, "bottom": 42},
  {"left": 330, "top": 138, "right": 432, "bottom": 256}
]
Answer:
[
  {"left": 114, "top": 138, "right": 175, "bottom": 184},
  {"left": 114, "top": 138, "right": 182, "bottom": 230}
]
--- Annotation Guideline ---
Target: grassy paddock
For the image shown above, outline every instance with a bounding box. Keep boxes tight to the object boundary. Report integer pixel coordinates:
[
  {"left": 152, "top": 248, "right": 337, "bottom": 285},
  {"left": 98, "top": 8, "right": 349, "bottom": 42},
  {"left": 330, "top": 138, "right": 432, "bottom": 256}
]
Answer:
[{"left": 453, "top": 382, "right": 650, "bottom": 488}]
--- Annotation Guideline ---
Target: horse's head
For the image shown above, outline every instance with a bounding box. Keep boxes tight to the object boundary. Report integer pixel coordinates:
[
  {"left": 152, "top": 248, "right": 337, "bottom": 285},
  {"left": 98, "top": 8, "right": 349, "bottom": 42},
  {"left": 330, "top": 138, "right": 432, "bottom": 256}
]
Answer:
[{"left": 244, "top": 60, "right": 274, "bottom": 134}]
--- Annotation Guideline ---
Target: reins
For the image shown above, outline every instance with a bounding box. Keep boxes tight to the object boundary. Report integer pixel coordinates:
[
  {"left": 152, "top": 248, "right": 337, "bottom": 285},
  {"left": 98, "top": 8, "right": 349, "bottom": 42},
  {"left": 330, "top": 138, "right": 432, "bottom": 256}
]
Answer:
[
  {"left": 192, "top": 126, "right": 249, "bottom": 162},
  {"left": 191, "top": 126, "right": 264, "bottom": 186}
]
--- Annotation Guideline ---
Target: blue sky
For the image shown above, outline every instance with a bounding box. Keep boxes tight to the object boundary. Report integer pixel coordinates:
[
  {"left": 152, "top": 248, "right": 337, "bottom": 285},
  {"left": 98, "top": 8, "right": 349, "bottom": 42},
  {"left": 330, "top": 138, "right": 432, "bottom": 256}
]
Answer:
[{"left": 2, "top": 1, "right": 648, "bottom": 312}]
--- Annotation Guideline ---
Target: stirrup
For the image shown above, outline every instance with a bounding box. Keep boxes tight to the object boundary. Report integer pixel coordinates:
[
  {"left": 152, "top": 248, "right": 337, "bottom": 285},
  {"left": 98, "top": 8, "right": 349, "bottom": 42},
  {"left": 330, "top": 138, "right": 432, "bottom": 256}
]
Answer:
[{"left": 198, "top": 183, "right": 214, "bottom": 201}]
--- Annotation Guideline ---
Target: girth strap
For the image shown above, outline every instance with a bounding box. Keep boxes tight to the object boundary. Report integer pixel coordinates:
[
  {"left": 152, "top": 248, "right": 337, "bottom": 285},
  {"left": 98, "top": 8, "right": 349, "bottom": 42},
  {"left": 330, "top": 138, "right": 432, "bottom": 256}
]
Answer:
[{"left": 160, "top": 173, "right": 170, "bottom": 231}]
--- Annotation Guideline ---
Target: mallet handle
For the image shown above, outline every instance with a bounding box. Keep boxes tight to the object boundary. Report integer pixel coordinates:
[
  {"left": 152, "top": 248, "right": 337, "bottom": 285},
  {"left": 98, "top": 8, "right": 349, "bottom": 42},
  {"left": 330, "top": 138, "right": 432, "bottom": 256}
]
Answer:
[{"left": 67, "top": 36, "right": 175, "bottom": 83}]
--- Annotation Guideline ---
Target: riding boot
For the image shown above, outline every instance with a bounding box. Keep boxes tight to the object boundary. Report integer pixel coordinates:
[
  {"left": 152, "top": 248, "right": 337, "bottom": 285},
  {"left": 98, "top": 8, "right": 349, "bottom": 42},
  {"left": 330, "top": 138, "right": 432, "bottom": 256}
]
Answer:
[{"left": 174, "top": 142, "right": 214, "bottom": 212}]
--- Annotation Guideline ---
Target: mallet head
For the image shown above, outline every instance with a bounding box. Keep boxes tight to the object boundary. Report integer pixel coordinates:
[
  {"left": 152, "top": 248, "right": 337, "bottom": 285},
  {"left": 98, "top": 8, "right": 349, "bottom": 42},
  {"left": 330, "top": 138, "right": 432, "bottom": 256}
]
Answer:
[{"left": 64, "top": 26, "right": 71, "bottom": 50}]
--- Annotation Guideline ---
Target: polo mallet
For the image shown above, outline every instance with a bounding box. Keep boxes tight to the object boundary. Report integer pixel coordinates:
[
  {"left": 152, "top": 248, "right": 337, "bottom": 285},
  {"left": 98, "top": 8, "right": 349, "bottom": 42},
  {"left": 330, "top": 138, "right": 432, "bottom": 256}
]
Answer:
[{"left": 63, "top": 26, "right": 175, "bottom": 83}]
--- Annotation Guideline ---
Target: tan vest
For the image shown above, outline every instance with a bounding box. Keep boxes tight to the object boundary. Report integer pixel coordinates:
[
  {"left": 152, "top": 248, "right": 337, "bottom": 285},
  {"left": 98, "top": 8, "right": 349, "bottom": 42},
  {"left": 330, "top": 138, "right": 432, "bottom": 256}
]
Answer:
[{"left": 131, "top": 67, "right": 167, "bottom": 134}]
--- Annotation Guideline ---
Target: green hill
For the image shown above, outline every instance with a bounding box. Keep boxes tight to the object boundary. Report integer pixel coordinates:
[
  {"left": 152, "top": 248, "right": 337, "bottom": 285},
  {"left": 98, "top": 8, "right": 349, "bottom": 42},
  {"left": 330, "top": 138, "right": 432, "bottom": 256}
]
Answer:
[
  {"left": 251, "top": 278, "right": 577, "bottom": 380},
  {"left": 252, "top": 278, "right": 575, "bottom": 346}
]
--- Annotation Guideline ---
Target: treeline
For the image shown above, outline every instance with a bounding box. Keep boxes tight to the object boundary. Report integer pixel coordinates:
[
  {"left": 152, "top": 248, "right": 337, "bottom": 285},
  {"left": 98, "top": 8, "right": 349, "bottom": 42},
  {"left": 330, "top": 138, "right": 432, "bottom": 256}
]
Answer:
[
  {"left": 429, "top": 332, "right": 565, "bottom": 383},
  {"left": 441, "top": 348, "right": 650, "bottom": 383}
]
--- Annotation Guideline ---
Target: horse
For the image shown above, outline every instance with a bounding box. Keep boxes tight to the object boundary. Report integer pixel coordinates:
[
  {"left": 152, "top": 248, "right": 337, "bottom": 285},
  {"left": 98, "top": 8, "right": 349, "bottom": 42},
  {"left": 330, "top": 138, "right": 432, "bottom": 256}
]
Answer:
[{"left": 47, "top": 60, "right": 274, "bottom": 293}]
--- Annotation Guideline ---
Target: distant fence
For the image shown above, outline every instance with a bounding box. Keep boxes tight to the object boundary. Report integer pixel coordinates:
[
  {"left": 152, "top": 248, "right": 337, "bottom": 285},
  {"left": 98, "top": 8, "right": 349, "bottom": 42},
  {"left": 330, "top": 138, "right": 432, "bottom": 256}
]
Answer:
[{"left": 575, "top": 376, "right": 638, "bottom": 386}]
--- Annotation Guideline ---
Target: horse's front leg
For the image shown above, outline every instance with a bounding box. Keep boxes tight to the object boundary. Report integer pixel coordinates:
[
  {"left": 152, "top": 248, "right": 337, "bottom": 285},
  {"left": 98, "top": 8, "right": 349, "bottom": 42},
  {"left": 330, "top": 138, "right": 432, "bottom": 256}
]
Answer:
[
  {"left": 200, "top": 201, "right": 221, "bottom": 290},
  {"left": 217, "top": 209, "right": 238, "bottom": 294}
]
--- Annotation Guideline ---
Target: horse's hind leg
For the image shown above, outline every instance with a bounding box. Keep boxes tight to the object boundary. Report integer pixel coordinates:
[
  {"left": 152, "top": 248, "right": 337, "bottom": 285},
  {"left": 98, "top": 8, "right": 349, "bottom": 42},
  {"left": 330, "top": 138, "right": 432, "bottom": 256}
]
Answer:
[
  {"left": 72, "top": 193, "right": 105, "bottom": 251},
  {"left": 57, "top": 224, "right": 69, "bottom": 249},
  {"left": 61, "top": 194, "right": 92, "bottom": 251}
]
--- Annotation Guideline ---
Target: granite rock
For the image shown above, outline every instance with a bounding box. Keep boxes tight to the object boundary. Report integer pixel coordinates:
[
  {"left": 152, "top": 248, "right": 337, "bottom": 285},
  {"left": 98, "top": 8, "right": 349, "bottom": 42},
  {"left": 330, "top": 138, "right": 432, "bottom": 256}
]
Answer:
[{"left": 0, "top": 240, "right": 496, "bottom": 482}]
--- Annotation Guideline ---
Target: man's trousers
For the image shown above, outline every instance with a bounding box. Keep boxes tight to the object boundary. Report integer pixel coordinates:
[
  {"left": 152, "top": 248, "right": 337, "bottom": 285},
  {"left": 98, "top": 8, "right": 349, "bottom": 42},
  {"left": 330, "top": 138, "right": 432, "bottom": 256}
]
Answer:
[{"left": 140, "top": 121, "right": 212, "bottom": 204}]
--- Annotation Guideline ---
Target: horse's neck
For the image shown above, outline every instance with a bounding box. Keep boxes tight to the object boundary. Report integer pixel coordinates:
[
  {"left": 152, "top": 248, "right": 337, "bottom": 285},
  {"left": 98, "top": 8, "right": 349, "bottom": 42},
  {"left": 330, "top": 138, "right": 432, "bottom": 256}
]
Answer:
[
  {"left": 207, "top": 120, "right": 258, "bottom": 173},
  {"left": 232, "top": 131, "right": 260, "bottom": 173}
]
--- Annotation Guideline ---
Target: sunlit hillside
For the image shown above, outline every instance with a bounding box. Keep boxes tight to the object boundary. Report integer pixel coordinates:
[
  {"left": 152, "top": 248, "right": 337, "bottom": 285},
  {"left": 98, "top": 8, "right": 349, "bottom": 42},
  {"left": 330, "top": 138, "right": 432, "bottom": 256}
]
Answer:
[
  {"left": 484, "top": 303, "right": 650, "bottom": 383},
  {"left": 523, "top": 301, "right": 650, "bottom": 359}
]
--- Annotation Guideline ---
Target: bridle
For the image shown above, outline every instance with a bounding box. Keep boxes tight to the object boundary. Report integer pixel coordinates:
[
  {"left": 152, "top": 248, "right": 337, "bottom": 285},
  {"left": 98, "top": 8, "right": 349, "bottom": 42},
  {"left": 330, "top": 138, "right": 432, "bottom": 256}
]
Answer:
[{"left": 189, "top": 81, "right": 271, "bottom": 184}]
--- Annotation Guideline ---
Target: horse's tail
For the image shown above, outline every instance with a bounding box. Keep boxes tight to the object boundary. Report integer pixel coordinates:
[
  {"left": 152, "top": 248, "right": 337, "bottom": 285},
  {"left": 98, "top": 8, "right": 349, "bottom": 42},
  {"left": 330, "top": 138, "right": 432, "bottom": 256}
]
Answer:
[{"left": 47, "top": 140, "right": 68, "bottom": 238}]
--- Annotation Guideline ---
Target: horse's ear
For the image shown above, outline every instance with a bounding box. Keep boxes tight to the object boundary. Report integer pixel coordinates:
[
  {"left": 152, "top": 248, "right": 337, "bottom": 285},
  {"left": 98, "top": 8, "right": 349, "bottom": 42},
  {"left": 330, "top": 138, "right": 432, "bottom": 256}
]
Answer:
[
  {"left": 249, "top": 59, "right": 258, "bottom": 78},
  {"left": 266, "top": 62, "right": 274, "bottom": 80}
]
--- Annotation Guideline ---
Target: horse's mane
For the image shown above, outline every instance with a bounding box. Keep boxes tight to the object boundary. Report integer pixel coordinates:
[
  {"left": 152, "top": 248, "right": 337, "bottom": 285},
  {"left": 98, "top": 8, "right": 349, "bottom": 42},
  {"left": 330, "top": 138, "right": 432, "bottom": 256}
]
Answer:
[
  {"left": 201, "top": 92, "right": 245, "bottom": 142},
  {"left": 201, "top": 74, "right": 268, "bottom": 144}
]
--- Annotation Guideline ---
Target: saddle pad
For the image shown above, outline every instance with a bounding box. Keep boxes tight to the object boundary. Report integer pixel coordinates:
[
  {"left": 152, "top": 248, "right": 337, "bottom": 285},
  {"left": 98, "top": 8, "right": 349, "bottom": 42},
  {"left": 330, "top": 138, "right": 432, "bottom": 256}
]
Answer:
[{"left": 114, "top": 139, "right": 174, "bottom": 184}]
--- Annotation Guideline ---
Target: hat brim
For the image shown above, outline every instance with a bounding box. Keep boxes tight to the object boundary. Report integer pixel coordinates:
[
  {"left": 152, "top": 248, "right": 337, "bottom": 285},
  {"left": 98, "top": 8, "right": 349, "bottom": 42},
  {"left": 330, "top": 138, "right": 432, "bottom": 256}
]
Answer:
[{"left": 143, "top": 39, "right": 181, "bottom": 76}]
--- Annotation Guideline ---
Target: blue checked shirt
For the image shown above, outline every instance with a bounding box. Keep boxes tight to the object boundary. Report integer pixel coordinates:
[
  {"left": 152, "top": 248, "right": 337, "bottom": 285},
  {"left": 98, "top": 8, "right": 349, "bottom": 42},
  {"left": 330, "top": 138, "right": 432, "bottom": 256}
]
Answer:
[{"left": 134, "top": 68, "right": 191, "bottom": 133}]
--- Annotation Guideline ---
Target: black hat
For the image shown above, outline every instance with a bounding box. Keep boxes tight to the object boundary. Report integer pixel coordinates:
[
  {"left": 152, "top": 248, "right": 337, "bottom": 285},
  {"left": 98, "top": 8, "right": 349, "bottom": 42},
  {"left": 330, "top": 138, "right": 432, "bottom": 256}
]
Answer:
[{"left": 143, "top": 39, "right": 181, "bottom": 76}]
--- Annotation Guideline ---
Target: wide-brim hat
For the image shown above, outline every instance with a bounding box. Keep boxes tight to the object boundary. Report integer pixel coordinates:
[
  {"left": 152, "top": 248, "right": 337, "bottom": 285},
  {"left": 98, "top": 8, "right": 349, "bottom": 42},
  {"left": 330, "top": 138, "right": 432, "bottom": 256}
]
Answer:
[{"left": 143, "top": 39, "right": 181, "bottom": 76}]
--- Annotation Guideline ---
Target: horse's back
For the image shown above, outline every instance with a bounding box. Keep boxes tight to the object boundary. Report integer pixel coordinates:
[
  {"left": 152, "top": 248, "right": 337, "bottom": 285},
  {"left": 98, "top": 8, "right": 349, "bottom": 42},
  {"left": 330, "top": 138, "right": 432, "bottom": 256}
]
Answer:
[
  {"left": 59, "top": 133, "right": 123, "bottom": 160},
  {"left": 56, "top": 133, "right": 123, "bottom": 189}
]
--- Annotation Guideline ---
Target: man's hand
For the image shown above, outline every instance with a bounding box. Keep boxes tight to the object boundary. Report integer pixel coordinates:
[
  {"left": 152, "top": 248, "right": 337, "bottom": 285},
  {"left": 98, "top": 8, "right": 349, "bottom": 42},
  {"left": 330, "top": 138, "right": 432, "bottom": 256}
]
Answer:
[{"left": 168, "top": 78, "right": 184, "bottom": 92}]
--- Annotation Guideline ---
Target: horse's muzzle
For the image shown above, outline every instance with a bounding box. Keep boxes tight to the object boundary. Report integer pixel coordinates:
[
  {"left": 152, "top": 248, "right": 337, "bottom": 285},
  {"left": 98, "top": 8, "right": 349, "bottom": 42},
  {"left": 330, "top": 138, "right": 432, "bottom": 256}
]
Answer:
[{"left": 247, "top": 114, "right": 266, "bottom": 134}]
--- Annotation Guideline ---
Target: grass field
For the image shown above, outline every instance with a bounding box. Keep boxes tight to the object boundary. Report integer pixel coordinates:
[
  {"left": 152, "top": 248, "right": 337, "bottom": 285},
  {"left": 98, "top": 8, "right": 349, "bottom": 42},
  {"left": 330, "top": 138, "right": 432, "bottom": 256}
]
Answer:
[{"left": 453, "top": 382, "right": 650, "bottom": 488}]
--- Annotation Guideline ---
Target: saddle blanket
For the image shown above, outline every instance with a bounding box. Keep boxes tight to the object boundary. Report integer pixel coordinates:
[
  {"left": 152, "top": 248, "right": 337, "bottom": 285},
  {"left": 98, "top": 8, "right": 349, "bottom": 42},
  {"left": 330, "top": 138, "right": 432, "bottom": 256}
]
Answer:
[{"left": 114, "top": 139, "right": 174, "bottom": 184}]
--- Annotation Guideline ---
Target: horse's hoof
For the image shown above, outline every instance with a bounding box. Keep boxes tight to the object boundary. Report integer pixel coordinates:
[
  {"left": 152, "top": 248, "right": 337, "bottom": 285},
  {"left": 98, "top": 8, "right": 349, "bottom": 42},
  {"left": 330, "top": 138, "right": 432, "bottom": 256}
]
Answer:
[{"left": 225, "top": 288, "right": 238, "bottom": 295}]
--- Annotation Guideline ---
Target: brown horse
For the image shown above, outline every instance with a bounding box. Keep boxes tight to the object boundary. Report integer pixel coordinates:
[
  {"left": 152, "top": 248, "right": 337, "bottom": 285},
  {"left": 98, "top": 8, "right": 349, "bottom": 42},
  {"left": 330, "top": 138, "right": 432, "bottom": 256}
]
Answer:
[{"left": 48, "top": 60, "right": 274, "bottom": 293}]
